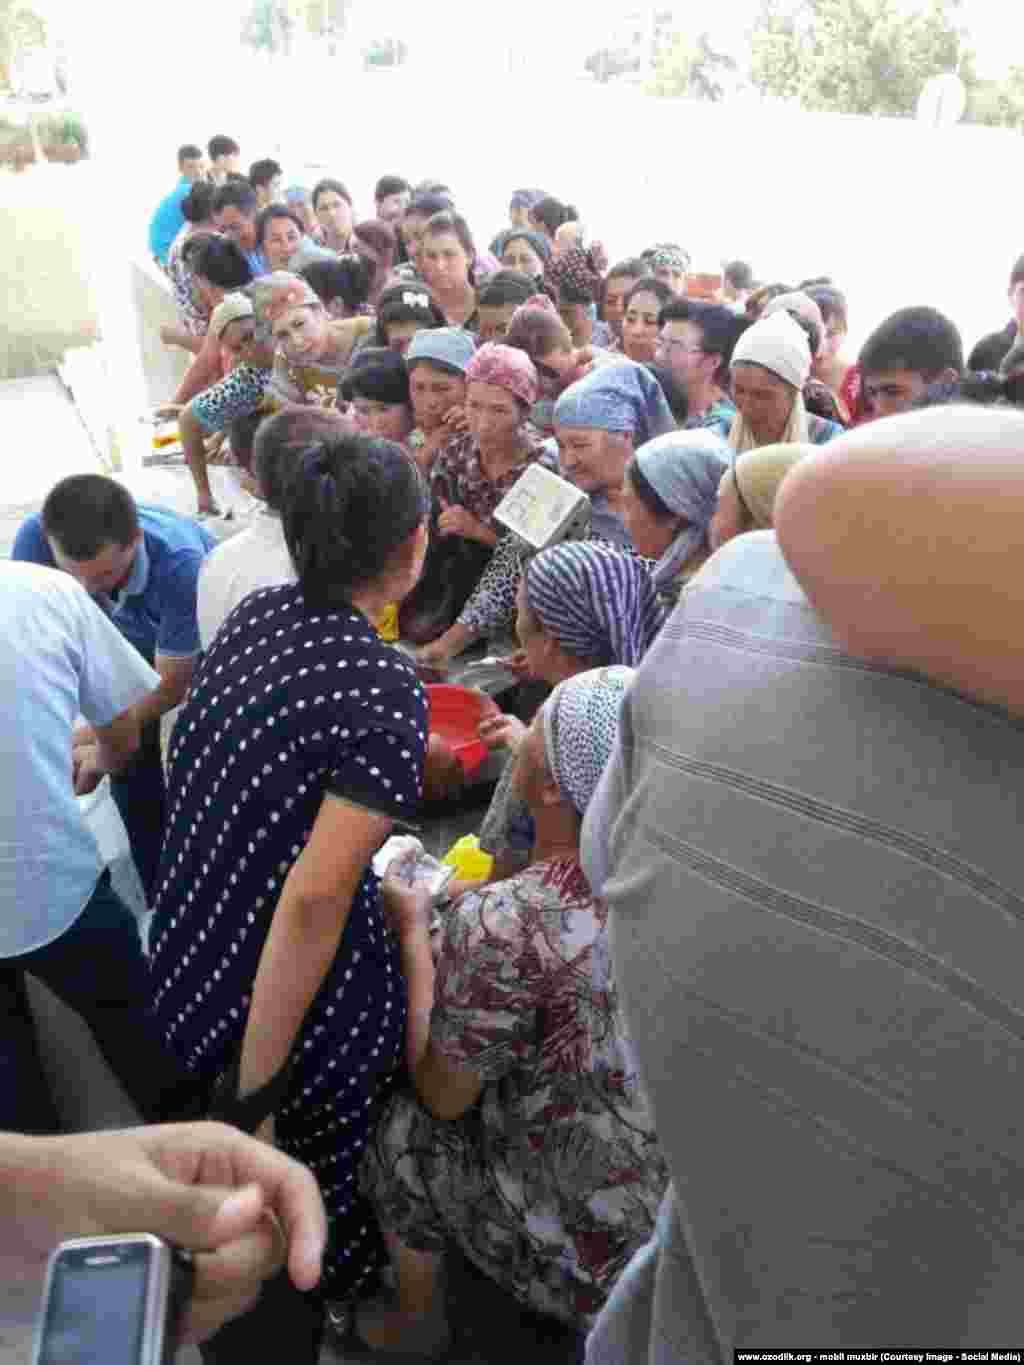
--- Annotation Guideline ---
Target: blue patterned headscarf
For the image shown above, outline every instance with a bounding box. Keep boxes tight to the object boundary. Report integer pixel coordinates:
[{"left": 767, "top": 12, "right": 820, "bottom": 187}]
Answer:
[
  {"left": 553, "top": 360, "right": 677, "bottom": 446},
  {"left": 493, "top": 227, "right": 553, "bottom": 265},
  {"left": 633, "top": 430, "right": 731, "bottom": 587},
  {"left": 525, "top": 542, "right": 664, "bottom": 667},
  {"left": 543, "top": 665, "right": 635, "bottom": 815}
]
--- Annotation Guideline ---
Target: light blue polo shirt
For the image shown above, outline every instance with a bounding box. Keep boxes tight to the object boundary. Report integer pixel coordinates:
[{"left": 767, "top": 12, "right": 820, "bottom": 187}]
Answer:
[
  {"left": 0, "top": 563, "right": 160, "bottom": 955},
  {"left": 148, "top": 177, "right": 192, "bottom": 266},
  {"left": 11, "top": 503, "right": 217, "bottom": 663}
]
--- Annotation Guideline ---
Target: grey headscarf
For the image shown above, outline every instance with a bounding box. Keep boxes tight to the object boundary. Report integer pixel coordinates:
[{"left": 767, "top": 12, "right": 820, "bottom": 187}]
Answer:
[{"left": 632, "top": 430, "right": 731, "bottom": 588}]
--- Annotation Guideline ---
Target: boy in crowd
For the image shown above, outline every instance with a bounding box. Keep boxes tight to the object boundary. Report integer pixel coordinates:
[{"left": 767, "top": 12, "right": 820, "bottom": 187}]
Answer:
[
  {"left": 858, "top": 305, "right": 963, "bottom": 418},
  {"left": 148, "top": 142, "right": 206, "bottom": 269},
  {"left": 207, "top": 134, "right": 242, "bottom": 185}
]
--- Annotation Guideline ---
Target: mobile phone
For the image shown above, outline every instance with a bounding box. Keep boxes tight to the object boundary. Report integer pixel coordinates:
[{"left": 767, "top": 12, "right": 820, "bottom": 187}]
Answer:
[{"left": 32, "top": 1234, "right": 193, "bottom": 1365}]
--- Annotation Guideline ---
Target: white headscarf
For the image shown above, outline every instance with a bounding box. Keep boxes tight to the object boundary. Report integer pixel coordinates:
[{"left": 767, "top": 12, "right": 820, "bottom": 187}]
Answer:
[{"left": 729, "top": 312, "right": 812, "bottom": 453}]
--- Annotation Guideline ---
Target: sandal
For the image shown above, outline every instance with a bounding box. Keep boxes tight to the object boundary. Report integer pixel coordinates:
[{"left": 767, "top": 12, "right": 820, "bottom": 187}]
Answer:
[{"left": 327, "top": 1301, "right": 452, "bottom": 1363}]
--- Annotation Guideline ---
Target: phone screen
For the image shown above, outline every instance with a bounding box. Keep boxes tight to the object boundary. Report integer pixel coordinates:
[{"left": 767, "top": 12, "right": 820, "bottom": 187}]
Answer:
[{"left": 38, "top": 1242, "right": 152, "bottom": 1365}]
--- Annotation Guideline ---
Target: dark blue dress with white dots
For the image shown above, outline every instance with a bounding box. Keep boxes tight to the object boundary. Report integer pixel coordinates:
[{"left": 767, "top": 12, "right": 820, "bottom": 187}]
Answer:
[{"left": 149, "top": 583, "right": 427, "bottom": 1298}]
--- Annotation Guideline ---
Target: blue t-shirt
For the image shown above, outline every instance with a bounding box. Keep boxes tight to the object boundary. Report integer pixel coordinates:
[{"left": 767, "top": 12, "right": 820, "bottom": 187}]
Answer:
[
  {"left": 11, "top": 503, "right": 216, "bottom": 662},
  {"left": 148, "top": 178, "right": 191, "bottom": 265}
]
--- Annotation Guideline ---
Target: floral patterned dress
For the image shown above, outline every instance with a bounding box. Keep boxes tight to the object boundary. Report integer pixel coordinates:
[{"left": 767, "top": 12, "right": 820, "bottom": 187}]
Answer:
[{"left": 361, "top": 857, "right": 668, "bottom": 1328}]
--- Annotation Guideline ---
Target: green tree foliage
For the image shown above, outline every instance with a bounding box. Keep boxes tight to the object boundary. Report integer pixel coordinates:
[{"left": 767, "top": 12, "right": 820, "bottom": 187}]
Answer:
[
  {"left": 647, "top": 30, "right": 737, "bottom": 99},
  {"left": 0, "top": 0, "right": 47, "bottom": 90},
  {"left": 967, "top": 66, "right": 1024, "bottom": 128},
  {"left": 750, "top": 0, "right": 968, "bottom": 116}
]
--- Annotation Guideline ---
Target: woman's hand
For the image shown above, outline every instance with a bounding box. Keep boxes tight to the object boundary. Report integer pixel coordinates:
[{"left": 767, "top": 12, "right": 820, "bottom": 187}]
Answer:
[
  {"left": 442, "top": 404, "right": 469, "bottom": 433},
  {"left": 154, "top": 402, "right": 184, "bottom": 422},
  {"left": 381, "top": 874, "right": 433, "bottom": 941},
  {"left": 437, "top": 501, "right": 497, "bottom": 545},
  {"left": 477, "top": 712, "right": 526, "bottom": 752},
  {"left": 416, "top": 624, "right": 472, "bottom": 670}
]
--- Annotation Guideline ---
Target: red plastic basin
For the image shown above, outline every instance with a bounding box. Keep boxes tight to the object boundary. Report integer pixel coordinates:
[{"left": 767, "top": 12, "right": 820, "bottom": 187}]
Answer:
[{"left": 425, "top": 684, "right": 493, "bottom": 779}]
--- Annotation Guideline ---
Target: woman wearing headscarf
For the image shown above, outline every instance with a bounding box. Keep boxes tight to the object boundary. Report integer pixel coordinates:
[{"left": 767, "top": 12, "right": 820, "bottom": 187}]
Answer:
[
  {"left": 710, "top": 442, "right": 810, "bottom": 549},
  {"left": 497, "top": 227, "right": 553, "bottom": 296},
  {"left": 643, "top": 242, "right": 691, "bottom": 297},
  {"left": 401, "top": 343, "right": 555, "bottom": 643},
  {"left": 729, "top": 310, "right": 844, "bottom": 454},
  {"left": 176, "top": 273, "right": 372, "bottom": 512},
  {"left": 622, "top": 429, "right": 731, "bottom": 607},
  {"left": 547, "top": 241, "right": 613, "bottom": 349},
  {"left": 417, "top": 358, "right": 678, "bottom": 668},
  {"left": 351, "top": 667, "right": 667, "bottom": 1358},
  {"left": 505, "top": 294, "right": 610, "bottom": 435},
  {"left": 478, "top": 541, "right": 665, "bottom": 881}
]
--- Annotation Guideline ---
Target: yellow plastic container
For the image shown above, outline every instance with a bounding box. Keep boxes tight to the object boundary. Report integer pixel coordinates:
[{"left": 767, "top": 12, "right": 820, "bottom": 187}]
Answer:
[
  {"left": 376, "top": 603, "right": 399, "bottom": 642},
  {"left": 441, "top": 835, "right": 494, "bottom": 882}
]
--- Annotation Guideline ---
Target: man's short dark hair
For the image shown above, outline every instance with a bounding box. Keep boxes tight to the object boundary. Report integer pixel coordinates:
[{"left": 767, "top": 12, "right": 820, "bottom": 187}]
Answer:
[
  {"left": 207, "top": 135, "right": 240, "bottom": 162},
  {"left": 859, "top": 307, "right": 964, "bottom": 378},
  {"left": 178, "top": 144, "right": 202, "bottom": 167},
  {"left": 191, "top": 236, "right": 253, "bottom": 289},
  {"left": 375, "top": 175, "right": 410, "bottom": 202},
  {"left": 659, "top": 298, "right": 751, "bottom": 386},
  {"left": 213, "top": 181, "right": 258, "bottom": 218},
  {"left": 41, "top": 476, "right": 139, "bottom": 559},
  {"left": 249, "top": 158, "right": 282, "bottom": 190},
  {"left": 723, "top": 260, "right": 754, "bottom": 291}
]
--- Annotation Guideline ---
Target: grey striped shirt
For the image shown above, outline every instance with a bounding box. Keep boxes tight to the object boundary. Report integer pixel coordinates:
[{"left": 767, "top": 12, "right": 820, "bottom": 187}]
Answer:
[{"left": 584, "top": 531, "right": 1024, "bottom": 1360}]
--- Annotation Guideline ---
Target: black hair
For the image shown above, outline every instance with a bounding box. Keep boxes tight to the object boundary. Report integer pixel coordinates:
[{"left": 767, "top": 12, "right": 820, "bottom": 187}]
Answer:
[
  {"left": 213, "top": 180, "right": 258, "bottom": 217},
  {"left": 178, "top": 143, "right": 203, "bottom": 166},
  {"left": 300, "top": 256, "right": 372, "bottom": 315},
  {"left": 913, "top": 371, "right": 1024, "bottom": 410},
  {"left": 642, "top": 363, "right": 689, "bottom": 426},
  {"left": 261, "top": 410, "right": 429, "bottom": 606},
  {"left": 859, "top": 306, "right": 964, "bottom": 378},
  {"left": 255, "top": 203, "right": 306, "bottom": 247},
  {"left": 782, "top": 309, "right": 821, "bottom": 359},
  {"left": 625, "top": 276, "right": 674, "bottom": 313},
  {"left": 421, "top": 211, "right": 477, "bottom": 283},
  {"left": 41, "top": 475, "right": 139, "bottom": 559},
  {"left": 412, "top": 179, "right": 453, "bottom": 199},
  {"left": 625, "top": 454, "right": 676, "bottom": 520},
  {"left": 405, "top": 192, "right": 453, "bottom": 223},
  {"left": 746, "top": 282, "right": 792, "bottom": 320},
  {"left": 191, "top": 236, "right": 253, "bottom": 289},
  {"left": 1009, "top": 254, "right": 1024, "bottom": 289},
  {"left": 558, "top": 277, "right": 594, "bottom": 307},
  {"left": 797, "top": 275, "right": 833, "bottom": 290},
  {"left": 181, "top": 180, "right": 217, "bottom": 225},
  {"left": 658, "top": 298, "right": 751, "bottom": 387},
  {"left": 311, "top": 178, "right": 352, "bottom": 210},
  {"left": 207, "top": 135, "right": 240, "bottom": 161},
  {"left": 805, "top": 284, "right": 848, "bottom": 331},
  {"left": 530, "top": 196, "right": 578, "bottom": 236},
  {"left": 373, "top": 282, "right": 446, "bottom": 345},
  {"left": 375, "top": 175, "right": 410, "bottom": 201},
  {"left": 723, "top": 260, "right": 754, "bottom": 291},
  {"left": 249, "top": 158, "right": 283, "bottom": 190},
  {"left": 1000, "top": 340, "right": 1024, "bottom": 375},
  {"left": 477, "top": 270, "right": 537, "bottom": 309},
  {"left": 606, "top": 257, "right": 648, "bottom": 284},
  {"left": 181, "top": 230, "right": 221, "bottom": 268}
]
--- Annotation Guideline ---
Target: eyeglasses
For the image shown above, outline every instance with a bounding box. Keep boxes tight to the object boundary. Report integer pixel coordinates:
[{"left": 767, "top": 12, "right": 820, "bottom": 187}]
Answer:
[{"left": 656, "top": 336, "right": 705, "bottom": 356}]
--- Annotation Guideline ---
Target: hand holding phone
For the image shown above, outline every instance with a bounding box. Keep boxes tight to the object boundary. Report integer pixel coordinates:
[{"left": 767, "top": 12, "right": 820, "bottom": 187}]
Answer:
[{"left": 34, "top": 1235, "right": 192, "bottom": 1365}]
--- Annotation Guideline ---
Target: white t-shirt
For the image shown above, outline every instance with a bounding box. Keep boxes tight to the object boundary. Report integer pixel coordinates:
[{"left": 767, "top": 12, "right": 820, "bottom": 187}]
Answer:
[
  {"left": 0, "top": 562, "right": 160, "bottom": 956},
  {"left": 197, "top": 511, "right": 296, "bottom": 650}
]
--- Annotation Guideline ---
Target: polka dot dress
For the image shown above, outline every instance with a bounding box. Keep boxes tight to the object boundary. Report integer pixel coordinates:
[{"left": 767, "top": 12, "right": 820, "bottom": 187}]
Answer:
[{"left": 149, "top": 584, "right": 427, "bottom": 1298}]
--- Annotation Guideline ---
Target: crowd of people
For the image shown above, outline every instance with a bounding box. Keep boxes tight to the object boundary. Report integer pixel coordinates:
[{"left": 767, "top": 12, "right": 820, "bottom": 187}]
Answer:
[{"left": 4, "top": 128, "right": 1024, "bottom": 1361}]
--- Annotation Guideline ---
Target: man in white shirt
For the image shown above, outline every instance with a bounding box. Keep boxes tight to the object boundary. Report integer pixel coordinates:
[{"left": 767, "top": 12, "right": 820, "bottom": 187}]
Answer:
[
  {"left": 0, "top": 562, "right": 199, "bottom": 1131},
  {"left": 197, "top": 414, "right": 299, "bottom": 648}
]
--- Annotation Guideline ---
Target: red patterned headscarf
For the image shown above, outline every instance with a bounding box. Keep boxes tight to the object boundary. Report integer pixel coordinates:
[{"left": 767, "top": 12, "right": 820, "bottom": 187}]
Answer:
[{"left": 465, "top": 342, "right": 539, "bottom": 408}]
